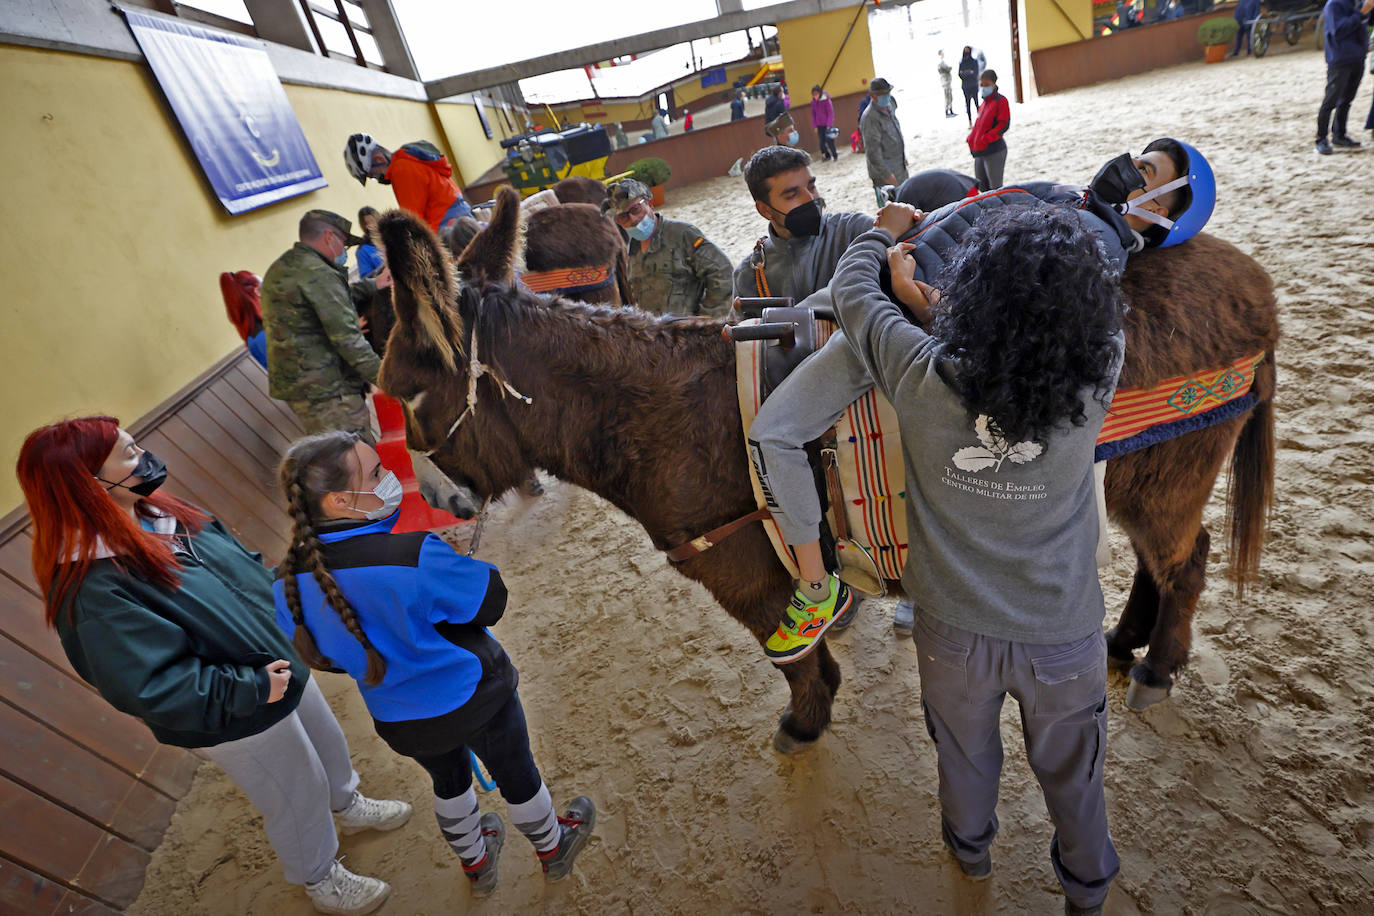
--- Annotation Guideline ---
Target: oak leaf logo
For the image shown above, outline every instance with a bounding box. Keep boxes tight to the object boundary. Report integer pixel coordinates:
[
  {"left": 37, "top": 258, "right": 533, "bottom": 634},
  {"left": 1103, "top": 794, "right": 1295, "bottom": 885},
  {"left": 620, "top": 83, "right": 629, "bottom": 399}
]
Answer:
[{"left": 952, "top": 415, "right": 1043, "bottom": 472}]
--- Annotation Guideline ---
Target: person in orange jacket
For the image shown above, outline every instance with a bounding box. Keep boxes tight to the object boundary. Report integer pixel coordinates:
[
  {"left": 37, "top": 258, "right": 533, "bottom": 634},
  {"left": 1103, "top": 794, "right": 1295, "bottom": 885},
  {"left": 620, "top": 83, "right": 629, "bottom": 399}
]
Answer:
[
  {"left": 344, "top": 134, "right": 473, "bottom": 232},
  {"left": 966, "top": 69, "right": 1010, "bottom": 191}
]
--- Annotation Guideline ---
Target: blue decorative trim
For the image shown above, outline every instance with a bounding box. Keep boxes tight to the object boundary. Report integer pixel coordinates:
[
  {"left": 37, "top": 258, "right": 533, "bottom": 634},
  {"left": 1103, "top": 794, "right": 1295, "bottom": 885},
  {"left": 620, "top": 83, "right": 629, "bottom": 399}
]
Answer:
[{"left": 1094, "top": 393, "right": 1258, "bottom": 463}]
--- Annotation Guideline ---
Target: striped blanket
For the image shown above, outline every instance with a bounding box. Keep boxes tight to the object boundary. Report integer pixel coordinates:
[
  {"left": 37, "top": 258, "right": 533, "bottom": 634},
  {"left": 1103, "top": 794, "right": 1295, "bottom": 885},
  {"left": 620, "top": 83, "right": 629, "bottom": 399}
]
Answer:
[{"left": 735, "top": 317, "right": 1264, "bottom": 580}]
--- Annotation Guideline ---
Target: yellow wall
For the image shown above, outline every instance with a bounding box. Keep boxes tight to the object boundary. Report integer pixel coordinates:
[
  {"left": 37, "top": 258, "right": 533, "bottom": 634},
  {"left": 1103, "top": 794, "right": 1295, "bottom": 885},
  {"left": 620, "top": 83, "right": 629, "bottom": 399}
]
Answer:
[
  {"left": 432, "top": 100, "right": 513, "bottom": 186},
  {"left": 1022, "top": 0, "right": 1094, "bottom": 51},
  {"left": 0, "top": 44, "right": 502, "bottom": 514},
  {"left": 776, "top": 5, "right": 875, "bottom": 98}
]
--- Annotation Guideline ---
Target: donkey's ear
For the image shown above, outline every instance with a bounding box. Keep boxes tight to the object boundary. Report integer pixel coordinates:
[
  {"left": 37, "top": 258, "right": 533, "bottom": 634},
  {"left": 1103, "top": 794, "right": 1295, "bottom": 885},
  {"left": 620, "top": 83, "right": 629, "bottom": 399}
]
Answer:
[
  {"left": 377, "top": 208, "right": 460, "bottom": 372},
  {"left": 456, "top": 185, "right": 522, "bottom": 286}
]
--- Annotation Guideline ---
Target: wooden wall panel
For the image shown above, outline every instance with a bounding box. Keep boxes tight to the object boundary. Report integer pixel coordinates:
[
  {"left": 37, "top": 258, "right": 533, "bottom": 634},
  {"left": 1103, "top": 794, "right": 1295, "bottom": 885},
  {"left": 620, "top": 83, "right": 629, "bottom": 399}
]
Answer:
[
  {"left": 0, "top": 635, "right": 164, "bottom": 791},
  {"left": 0, "top": 777, "right": 149, "bottom": 909},
  {"left": 0, "top": 856, "right": 119, "bottom": 916},
  {"left": 0, "top": 703, "right": 176, "bottom": 851}
]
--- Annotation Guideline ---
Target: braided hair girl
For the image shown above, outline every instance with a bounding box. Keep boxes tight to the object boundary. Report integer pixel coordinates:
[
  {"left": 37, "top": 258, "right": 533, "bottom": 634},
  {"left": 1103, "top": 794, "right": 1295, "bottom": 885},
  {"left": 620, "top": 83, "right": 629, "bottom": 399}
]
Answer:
[
  {"left": 278, "top": 431, "right": 388, "bottom": 685},
  {"left": 272, "top": 432, "right": 597, "bottom": 895}
]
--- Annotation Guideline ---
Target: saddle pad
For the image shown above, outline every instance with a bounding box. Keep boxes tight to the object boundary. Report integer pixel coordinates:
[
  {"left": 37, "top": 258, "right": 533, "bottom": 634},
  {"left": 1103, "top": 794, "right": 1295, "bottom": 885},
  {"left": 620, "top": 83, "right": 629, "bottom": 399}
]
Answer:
[
  {"left": 736, "top": 322, "right": 1265, "bottom": 583},
  {"left": 735, "top": 319, "right": 909, "bottom": 581}
]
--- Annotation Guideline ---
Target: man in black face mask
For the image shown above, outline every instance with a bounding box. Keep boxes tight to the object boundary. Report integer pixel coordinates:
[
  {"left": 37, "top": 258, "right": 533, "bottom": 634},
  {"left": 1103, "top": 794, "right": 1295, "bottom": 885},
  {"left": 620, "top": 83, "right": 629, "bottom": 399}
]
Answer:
[{"left": 732, "top": 146, "right": 876, "bottom": 302}]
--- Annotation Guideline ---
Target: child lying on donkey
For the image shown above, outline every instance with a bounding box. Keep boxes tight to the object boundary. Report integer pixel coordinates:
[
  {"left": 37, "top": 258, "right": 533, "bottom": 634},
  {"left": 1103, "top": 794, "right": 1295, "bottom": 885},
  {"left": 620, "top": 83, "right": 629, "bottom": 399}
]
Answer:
[{"left": 750, "top": 138, "right": 1216, "bottom": 663}]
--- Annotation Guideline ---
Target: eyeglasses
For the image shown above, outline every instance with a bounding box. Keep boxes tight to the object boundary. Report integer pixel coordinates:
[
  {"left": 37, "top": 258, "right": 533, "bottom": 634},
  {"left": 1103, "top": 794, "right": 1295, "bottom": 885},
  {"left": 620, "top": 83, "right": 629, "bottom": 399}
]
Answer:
[{"left": 615, "top": 200, "right": 650, "bottom": 226}]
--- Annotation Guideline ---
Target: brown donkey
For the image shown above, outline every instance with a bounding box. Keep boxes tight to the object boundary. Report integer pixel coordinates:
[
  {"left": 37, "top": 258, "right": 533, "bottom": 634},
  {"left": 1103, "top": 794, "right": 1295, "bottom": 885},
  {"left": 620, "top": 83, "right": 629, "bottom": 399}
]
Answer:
[{"left": 376, "top": 187, "right": 1277, "bottom": 752}]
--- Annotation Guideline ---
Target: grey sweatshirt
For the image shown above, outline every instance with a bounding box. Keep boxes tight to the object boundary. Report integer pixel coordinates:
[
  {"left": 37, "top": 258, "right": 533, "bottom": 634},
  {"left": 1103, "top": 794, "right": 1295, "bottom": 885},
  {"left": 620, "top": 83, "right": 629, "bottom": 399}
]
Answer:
[
  {"left": 831, "top": 229, "right": 1124, "bottom": 644},
  {"left": 732, "top": 210, "right": 876, "bottom": 301}
]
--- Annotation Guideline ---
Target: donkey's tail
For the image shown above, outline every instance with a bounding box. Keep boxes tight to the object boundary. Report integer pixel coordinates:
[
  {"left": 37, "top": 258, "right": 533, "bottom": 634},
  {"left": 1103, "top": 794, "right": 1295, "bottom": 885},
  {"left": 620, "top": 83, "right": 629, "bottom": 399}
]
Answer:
[{"left": 1226, "top": 348, "right": 1275, "bottom": 597}]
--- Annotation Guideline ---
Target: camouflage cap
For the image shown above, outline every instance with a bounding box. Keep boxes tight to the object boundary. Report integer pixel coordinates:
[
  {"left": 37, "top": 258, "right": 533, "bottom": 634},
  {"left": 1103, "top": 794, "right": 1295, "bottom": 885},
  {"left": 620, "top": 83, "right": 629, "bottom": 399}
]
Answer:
[
  {"left": 605, "top": 179, "right": 652, "bottom": 215},
  {"left": 301, "top": 209, "right": 366, "bottom": 246}
]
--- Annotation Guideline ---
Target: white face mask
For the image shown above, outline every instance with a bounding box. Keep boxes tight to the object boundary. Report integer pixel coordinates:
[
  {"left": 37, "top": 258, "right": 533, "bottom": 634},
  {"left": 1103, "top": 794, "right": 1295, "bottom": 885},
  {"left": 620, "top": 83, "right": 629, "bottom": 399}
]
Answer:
[{"left": 343, "top": 470, "right": 403, "bottom": 520}]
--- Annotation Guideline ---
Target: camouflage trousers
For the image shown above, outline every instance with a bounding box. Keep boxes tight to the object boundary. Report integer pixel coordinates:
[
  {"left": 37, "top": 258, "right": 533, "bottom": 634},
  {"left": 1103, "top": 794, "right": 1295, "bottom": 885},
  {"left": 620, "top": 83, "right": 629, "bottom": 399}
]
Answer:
[{"left": 284, "top": 393, "right": 375, "bottom": 445}]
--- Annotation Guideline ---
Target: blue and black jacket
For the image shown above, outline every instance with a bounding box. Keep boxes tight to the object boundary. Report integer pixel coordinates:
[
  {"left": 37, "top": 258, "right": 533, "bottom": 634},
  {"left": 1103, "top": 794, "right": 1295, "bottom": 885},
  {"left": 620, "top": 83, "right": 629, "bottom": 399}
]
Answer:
[{"left": 272, "top": 512, "right": 516, "bottom": 757}]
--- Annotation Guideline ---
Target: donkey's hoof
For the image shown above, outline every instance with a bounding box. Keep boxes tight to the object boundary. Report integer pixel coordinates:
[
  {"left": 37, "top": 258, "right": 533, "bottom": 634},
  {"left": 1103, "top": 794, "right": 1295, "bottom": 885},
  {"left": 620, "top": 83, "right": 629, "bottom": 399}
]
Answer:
[
  {"left": 1107, "top": 651, "right": 1136, "bottom": 672},
  {"left": 1125, "top": 678, "right": 1172, "bottom": 710},
  {"left": 772, "top": 726, "right": 819, "bottom": 755},
  {"left": 1103, "top": 628, "right": 1137, "bottom": 671}
]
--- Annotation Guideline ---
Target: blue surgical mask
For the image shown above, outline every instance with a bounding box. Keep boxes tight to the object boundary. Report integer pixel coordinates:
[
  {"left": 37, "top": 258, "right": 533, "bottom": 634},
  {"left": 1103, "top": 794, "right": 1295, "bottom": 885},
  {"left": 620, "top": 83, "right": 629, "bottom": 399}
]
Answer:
[
  {"left": 787, "top": 130, "right": 800, "bottom": 146},
  {"left": 334, "top": 249, "right": 349, "bottom": 267},
  {"left": 875, "top": 94, "right": 892, "bottom": 109},
  {"left": 979, "top": 85, "right": 996, "bottom": 99},
  {"left": 626, "top": 213, "right": 656, "bottom": 242}
]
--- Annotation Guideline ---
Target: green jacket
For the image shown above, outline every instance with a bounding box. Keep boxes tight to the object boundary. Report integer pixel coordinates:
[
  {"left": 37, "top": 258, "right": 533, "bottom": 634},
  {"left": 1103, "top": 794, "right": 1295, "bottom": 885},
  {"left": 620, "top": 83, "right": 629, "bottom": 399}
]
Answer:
[
  {"left": 55, "top": 519, "right": 308, "bottom": 748},
  {"left": 627, "top": 217, "right": 733, "bottom": 318},
  {"left": 262, "top": 242, "right": 380, "bottom": 402}
]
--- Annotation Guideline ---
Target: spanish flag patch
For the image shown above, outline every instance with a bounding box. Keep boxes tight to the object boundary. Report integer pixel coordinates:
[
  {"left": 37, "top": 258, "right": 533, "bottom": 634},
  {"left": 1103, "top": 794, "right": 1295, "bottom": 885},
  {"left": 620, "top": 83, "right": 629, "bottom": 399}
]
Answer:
[{"left": 692, "top": 237, "right": 705, "bottom": 249}]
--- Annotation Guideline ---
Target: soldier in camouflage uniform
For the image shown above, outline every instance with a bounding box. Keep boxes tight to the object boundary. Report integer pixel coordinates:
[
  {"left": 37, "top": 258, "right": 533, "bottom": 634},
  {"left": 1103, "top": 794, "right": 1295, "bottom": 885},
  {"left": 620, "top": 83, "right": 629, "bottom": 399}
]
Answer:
[
  {"left": 605, "top": 179, "right": 733, "bottom": 318},
  {"left": 262, "top": 210, "right": 392, "bottom": 442}
]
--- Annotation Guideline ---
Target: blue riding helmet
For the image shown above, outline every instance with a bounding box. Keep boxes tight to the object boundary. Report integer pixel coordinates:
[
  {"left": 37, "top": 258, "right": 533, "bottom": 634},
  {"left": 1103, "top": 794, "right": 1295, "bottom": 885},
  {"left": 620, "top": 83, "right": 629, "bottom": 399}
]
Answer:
[{"left": 1125, "top": 140, "right": 1216, "bottom": 248}]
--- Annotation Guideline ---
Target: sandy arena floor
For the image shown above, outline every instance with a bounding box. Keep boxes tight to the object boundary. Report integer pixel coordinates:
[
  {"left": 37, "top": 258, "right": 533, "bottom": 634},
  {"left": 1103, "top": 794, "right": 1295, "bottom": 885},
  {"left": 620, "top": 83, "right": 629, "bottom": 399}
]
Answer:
[{"left": 130, "top": 46, "right": 1373, "bottom": 916}]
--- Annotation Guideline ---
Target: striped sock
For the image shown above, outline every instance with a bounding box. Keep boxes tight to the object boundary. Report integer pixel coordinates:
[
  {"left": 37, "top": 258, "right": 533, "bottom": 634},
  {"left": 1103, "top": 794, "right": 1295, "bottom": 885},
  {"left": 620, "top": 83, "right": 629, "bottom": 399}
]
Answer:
[
  {"left": 434, "top": 788, "right": 487, "bottom": 868},
  {"left": 508, "top": 782, "right": 559, "bottom": 855}
]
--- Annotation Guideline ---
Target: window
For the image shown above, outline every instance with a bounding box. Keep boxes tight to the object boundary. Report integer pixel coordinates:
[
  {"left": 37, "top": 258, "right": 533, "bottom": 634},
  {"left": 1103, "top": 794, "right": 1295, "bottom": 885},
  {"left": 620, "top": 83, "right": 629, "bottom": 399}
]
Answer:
[{"left": 298, "top": 0, "right": 385, "bottom": 69}]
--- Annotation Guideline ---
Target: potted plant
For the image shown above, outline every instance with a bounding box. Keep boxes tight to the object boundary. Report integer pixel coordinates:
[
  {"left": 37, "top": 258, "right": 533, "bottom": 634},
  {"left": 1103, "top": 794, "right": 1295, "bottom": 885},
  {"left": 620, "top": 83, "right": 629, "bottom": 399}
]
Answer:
[
  {"left": 1197, "top": 18, "right": 1239, "bottom": 63},
  {"left": 627, "top": 156, "right": 672, "bottom": 204}
]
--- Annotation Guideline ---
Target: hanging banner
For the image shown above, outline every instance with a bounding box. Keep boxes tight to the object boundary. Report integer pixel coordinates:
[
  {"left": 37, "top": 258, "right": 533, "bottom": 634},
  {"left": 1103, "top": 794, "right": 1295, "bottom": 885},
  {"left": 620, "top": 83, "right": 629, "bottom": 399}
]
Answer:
[{"left": 122, "top": 9, "right": 326, "bottom": 214}]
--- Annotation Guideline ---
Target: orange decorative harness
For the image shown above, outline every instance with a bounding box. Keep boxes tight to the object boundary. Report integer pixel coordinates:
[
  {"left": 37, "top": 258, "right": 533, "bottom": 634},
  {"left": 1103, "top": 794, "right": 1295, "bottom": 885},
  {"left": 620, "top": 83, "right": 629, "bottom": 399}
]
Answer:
[{"left": 520, "top": 263, "right": 616, "bottom": 296}]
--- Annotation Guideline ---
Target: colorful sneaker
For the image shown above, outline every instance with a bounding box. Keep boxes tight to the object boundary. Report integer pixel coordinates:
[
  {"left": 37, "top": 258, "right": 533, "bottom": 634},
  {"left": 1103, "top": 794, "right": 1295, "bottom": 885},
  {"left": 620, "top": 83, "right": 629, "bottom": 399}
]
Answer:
[
  {"left": 764, "top": 576, "right": 853, "bottom": 664},
  {"left": 305, "top": 859, "right": 391, "bottom": 915},
  {"left": 335, "top": 791, "right": 413, "bottom": 835},
  {"left": 464, "top": 813, "right": 505, "bottom": 897},
  {"left": 539, "top": 796, "right": 596, "bottom": 882}
]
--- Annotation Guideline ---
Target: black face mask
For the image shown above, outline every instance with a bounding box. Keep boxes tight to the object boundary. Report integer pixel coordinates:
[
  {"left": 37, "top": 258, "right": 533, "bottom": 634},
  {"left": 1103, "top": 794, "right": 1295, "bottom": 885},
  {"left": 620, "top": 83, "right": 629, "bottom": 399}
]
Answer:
[
  {"left": 101, "top": 450, "right": 168, "bottom": 497},
  {"left": 1088, "top": 153, "right": 1146, "bottom": 207},
  {"left": 776, "top": 197, "right": 825, "bottom": 238}
]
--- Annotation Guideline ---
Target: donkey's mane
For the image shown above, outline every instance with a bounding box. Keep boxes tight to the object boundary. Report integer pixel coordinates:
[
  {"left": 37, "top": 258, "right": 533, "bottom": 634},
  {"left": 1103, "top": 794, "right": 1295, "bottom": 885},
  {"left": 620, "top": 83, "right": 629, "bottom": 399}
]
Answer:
[{"left": 465, "top": 281, "right": 735, "bottom": 387}]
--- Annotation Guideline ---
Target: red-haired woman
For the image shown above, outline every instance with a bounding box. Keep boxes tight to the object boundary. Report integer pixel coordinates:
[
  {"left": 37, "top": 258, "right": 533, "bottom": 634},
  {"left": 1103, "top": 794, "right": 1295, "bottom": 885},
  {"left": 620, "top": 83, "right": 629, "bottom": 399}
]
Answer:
[{"left": 16, "top": 417, "right": 411, "bottom": 916}]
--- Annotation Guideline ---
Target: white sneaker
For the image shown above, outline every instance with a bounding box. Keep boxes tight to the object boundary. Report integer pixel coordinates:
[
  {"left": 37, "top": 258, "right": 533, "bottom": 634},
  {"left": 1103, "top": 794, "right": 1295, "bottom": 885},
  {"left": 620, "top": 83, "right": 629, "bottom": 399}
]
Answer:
[
  {"left": 335, "top": 791, "right": 413, "bottom": 835},
  {"left": 305, "top": 859, "right": 391, "bottom": 915}
]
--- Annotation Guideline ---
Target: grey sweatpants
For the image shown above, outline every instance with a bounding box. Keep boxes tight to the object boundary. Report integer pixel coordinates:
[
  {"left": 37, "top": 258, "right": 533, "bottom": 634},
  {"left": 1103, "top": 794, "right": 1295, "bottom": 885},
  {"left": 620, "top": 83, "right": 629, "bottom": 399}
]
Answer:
[
  {"left": 748, "top": 331, "right": 874, "bottom": 546},
  {"left": 203, "top": 678, "right": 360, "bottom": 885},
  {"left": 973, "top": 148, "right": 1007, "bottom": 191},
  {"left": 915, "top": 615, "right": 1119, "bottom": 908}
]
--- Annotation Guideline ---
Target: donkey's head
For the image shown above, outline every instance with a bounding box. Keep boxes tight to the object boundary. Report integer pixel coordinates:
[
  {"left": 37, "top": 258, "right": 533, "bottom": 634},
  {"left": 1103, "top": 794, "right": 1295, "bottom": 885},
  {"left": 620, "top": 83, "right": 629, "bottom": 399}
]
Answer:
[{"left": 377, "top": 187, "right": 540, "bottom": 499}]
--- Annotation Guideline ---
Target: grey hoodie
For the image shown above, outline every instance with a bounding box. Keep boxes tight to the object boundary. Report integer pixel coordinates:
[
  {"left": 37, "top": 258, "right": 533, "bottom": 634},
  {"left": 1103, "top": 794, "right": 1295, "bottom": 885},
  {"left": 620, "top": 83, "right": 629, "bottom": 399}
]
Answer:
[{"left": 831, "top": 228, "right": 1124, "bottom": 644}]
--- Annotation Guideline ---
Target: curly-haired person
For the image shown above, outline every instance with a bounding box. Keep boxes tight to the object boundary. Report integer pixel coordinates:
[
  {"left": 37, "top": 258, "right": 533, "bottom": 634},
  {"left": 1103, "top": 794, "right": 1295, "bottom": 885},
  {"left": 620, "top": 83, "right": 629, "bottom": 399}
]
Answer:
[
  {"left": 836, "top": 205, "right": 1126, "bottom": 915},
  {"left": 273, "top": 432, "right": 594, "bottom": 898}
]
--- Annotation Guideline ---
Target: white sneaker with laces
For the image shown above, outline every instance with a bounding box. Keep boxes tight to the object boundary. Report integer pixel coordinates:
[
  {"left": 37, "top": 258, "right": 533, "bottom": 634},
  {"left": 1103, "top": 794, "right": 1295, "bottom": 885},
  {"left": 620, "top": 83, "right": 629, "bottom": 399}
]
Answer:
[
  {"left": 335, "top": 791, "right": 413, "bottom": 835},
  {"left": 305, "top": 859, "right": 391, "bottom": 915}
]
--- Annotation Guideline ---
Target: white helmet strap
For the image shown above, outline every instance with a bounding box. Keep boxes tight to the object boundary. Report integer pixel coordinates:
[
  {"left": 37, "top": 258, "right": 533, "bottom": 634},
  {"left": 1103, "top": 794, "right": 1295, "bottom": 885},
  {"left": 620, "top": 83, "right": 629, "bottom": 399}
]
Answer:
[{"left": 1122, "top": 174, "right": 1191, "bottom": 230}]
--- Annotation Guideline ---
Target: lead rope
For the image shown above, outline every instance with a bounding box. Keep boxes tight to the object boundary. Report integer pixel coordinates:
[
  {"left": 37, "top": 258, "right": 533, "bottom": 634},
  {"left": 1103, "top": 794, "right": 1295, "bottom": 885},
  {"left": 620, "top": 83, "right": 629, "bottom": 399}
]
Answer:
[
  {"left": 465, "top": 497, "right": 492, "bottom": 557},
  {"left": 752, "top": 237, "right": 770, "bottom": 297}
]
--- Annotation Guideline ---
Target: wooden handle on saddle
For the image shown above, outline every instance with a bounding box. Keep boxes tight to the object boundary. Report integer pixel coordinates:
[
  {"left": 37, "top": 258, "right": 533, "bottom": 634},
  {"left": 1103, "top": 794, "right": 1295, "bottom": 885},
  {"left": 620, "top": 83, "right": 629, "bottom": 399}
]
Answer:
[{"left": 722, "top": 322, "right": 797, "bottom": 347}]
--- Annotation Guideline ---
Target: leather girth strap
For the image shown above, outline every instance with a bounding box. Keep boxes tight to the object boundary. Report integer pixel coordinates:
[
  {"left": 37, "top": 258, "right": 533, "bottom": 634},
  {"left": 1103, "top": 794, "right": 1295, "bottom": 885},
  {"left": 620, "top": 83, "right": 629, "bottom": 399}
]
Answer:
[
  {"left": 665, "top": 507, "right": 772, "bottom": 564},
  {"left": 819, "top": 426, "right": 848, "bottom": 540}
]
